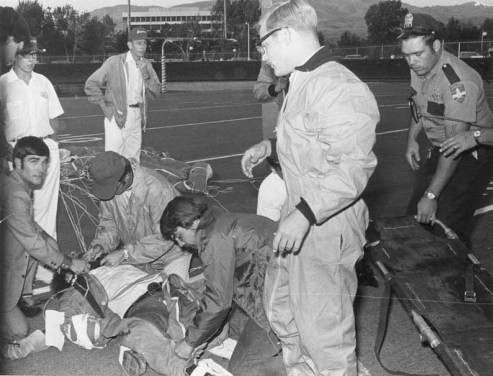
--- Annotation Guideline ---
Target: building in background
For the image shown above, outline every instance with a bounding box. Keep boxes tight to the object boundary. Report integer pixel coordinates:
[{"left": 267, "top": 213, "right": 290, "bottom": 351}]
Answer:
[{"left": 122, "top": 7, "right": 220, "bottom": 33}]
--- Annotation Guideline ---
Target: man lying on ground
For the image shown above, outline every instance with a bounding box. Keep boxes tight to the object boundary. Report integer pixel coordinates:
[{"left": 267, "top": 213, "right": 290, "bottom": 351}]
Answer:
[{"left": 49, "top": 195, "right": 277, "bottom": 376}]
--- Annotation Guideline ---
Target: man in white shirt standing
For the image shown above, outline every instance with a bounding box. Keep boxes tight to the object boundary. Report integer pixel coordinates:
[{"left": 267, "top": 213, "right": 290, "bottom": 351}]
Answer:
[
  {"left": 85, "top": 28, "right": 161, "bottom": 162},
  {"left": 0, "top": 39, "right": 64, "bottom": 312}
]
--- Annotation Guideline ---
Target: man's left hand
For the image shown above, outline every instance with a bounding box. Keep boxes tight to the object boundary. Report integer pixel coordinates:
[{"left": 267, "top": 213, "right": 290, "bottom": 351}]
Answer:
[
  {"left": 174, "top": 339, "right": 194, "bottom": 360},
  {"left": 439, "top": 131, "right": 475, "bottom": 158},
  {"left": 100, "top": 250, "right": 124, "bottom": 266},
  {"left": 416, "top": 197, "right": 438, "bottom": 224},
  {"left": 273, "top": 210, "right": 310, "bottom": 255}
]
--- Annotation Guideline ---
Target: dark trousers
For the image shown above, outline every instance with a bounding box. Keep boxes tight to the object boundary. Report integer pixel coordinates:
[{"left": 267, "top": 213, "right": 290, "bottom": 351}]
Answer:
[
  {"left": 228, "top": 318, "right": 286, "bottom": 376},
  {"left": 406, "top": 146, "right": 493, "bottom": 246}
]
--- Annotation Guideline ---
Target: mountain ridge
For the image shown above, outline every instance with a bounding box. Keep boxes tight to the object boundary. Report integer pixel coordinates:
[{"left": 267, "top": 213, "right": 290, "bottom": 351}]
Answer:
[{"left": 90, "top": 1, "right": 493, "bottom": 41}]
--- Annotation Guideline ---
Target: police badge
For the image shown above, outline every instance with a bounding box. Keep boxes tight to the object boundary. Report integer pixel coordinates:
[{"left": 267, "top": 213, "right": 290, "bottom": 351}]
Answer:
[{"left": 431, "top": 87, "right": 442, "bottom": 102}]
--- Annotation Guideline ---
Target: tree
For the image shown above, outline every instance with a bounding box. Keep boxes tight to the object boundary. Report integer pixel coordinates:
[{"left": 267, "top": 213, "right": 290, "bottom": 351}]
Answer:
[
  {"left": 51, "top": 5, "right": 77, "bottom": 60},
  {"left": 211, "top": 0, "right": 260, "bottom": 58},
  {"left": 40, "top": 8, "right": 65, "bottom": 55},
  {"left": 365, "top": 0, "right": 408, "bottom": 43},
  {"left": 459, "top": 22, "right": 480, "bottom": 42},
  {"left": 79, "top": 17, "right": 106, "bottom": 55},
  {"left": 482, "top": 18, "right": 493, "bottom": 39},
  {"left": 337, "top": 31, "right": 364, "bottom": 47},
  {"left": 212, "top": 0, "right": 260, "bottom": 39},
  {"left": 444, "top": 17, "right": 462, "bottom": 41},
  {"left": 114, "top": 30, "right": 129, "bottom": 53},
  {"left": 101, "top": 15, "right": 116, "bottom": 54},
  {"left": 17, "top": 0, "right": 44, "bottom": 37}
]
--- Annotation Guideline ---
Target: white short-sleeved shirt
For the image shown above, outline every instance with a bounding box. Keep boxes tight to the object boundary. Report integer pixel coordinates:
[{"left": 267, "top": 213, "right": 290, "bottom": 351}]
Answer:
[{"left": 0, "top": 69, "right": 64, "bottom": 141}]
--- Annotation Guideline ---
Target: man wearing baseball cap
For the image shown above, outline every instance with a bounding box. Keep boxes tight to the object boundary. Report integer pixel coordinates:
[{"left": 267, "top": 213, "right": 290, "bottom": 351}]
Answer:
[
  {"left": 84, "top": 152, "right": 186, "bottom": 276},
  {"left": 400, "top": 12, "right": 493, "bottom": 246},
  {"left": 85, "top": 28, "right": 160, "bottom": 162}
]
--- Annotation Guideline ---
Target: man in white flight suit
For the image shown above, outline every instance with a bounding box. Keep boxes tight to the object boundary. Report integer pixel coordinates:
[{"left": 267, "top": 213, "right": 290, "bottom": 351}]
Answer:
[{"left": 241, "top": 1, "right": 379, "bottom": 375}]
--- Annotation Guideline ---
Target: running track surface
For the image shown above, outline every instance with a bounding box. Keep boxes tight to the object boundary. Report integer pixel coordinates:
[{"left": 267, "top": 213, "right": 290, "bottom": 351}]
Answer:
[{"left": 4, "top": 80, "right": 493, "bottom": 376}]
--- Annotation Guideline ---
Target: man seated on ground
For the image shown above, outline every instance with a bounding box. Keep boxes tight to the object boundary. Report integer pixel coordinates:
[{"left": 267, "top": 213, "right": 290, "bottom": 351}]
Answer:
[
  {"left": 83, "top": 151, "right": 187, "bottom": 276},
  {"left": 0, "top": 136, "right": 89, "bottom": 360}
]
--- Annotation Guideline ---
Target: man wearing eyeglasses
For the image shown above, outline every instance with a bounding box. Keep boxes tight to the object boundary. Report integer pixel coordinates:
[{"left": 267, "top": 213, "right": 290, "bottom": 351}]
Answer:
[
  {"left": 400, "top": 13, "right": 493, "bottom": 246},
  {"left": 83, "top": 151, "right": 187, "bottom": 277},
  {"left": 241, "top": 1, "right": 379, "bottom": 375},
  {"left": 0, "top": 38, "right": 64, "bottom": 314}
]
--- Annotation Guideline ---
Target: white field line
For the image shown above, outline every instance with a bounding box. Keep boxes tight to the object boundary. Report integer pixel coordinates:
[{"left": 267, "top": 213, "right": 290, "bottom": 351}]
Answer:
[
  {"left": 61, "top": 102, "right": 259, "bottom": 120},
  {"left": 59, "top": 116, "right": 262, "bottom": 138},
  {"left": 62, "top": 101, "right": 411, "bottom": 121},
  {"left": 474, "top": 204, "right": 493, "bottom": 216}
]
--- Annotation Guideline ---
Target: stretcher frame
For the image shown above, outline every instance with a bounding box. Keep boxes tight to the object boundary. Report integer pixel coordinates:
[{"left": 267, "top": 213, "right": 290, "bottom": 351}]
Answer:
[{"left": 367, "top": 216, "right": 493, "bottom": 376}]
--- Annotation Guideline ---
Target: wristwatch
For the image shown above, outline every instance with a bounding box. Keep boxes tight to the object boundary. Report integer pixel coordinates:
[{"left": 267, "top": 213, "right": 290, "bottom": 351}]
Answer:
[
  {"left": 473, "top": 130, "right": 482, "bottom": 145},
  {"left": 424, "top": 190, "right": 437, "bottom": 200}
]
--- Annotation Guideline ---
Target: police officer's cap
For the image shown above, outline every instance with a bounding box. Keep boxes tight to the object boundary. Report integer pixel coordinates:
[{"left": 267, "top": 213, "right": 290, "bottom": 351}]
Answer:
[{"left": 397, "top": 12, "right": 442, "bottom": 40}]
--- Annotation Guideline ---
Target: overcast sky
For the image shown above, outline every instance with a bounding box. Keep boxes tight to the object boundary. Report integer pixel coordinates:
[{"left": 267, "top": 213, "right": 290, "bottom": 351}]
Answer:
[{"left": 0, "top": 0, "right": 490, "bottom": 12}]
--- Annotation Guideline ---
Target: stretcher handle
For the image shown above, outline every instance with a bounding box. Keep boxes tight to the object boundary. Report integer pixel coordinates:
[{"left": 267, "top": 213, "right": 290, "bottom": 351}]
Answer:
[{"left": 432, "top": 219, "right": 458, "bottom": 240}]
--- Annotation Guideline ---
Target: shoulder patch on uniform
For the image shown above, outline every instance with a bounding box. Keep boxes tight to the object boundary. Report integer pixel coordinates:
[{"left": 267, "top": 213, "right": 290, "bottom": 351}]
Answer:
[
  {"left": 450, "top": 83, "right": 466, "bottom": 103},
  {"left": 442, "top": 63, "right": 460, "bottom": 84}
]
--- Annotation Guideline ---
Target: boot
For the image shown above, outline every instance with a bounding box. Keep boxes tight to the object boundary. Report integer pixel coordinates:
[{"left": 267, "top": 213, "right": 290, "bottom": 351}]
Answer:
[{"left": 1, "top": 330, "right": 49, "bottom": 360}]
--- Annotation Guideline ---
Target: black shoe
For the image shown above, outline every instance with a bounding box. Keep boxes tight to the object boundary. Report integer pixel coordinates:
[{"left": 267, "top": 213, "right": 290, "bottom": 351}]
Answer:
[{"left": 18, "top": 297, "right": 42, "bottom": 317}]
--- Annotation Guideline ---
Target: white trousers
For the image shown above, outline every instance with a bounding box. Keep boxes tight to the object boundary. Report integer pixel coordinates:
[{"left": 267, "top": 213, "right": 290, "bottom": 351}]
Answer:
[{"left": 104, "top": 108, "right": 142, "bottom": 162}]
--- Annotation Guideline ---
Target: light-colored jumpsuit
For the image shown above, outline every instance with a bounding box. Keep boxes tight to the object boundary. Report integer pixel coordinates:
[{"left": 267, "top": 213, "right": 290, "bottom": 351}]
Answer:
[{"left": 263, "top": 47, "right": 379, "bottom": 376}]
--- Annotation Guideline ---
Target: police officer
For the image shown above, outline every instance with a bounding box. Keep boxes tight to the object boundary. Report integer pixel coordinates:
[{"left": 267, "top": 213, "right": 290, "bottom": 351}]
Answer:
[{"left": 400, "top": 12, "right": 493, "bottom": 246}]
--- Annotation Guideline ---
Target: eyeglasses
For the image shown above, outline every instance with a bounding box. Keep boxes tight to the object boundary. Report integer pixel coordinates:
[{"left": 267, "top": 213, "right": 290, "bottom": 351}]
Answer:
[
  {"left": 256, "top": 27, "right": 286, "bottom": 55},
  {"left": 19, "top": 53, "right": 37, "bottom": 61}
]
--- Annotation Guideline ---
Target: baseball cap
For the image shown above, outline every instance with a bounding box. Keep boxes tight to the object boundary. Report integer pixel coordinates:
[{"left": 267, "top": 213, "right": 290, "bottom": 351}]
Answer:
[
  {"left": 89, "top": 151, "right": 127, "bottom": 200},
  {"left": 128, "top": 28, "right": 148, "bottom": 42},
  {"left": 397, "top": 12, "right": 442, "bottom": 40},
  {"left": 18, "top": 38, "right": 42, "bottom": 56}
]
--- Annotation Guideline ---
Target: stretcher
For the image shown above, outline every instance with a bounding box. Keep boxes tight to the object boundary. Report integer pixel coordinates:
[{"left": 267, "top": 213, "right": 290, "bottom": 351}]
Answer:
[{"left": 367, "top": 216, "right": 493, "bottom": 376}]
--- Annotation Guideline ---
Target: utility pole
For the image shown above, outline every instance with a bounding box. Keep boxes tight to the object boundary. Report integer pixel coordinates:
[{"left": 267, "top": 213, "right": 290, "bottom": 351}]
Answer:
[
  {"left": 127, "top": 0, "right": 131, "bottom": 33},
  {"left": 481, "top": 31, "right": 487, "bottom": 54},
  {"left": 245, "top": 22, "right": 250, "bottom": 60},
  {"left": 223, "top": 0, "right": 227, "bottom": 39}
]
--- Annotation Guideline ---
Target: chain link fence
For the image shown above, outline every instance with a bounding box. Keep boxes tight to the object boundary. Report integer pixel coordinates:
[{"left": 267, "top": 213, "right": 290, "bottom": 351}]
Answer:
[{"left": 36, "top": 40, "right": 493, "bottom": 64}]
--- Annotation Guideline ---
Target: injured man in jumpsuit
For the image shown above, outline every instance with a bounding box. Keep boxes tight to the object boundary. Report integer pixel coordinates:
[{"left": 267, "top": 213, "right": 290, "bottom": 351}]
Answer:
[{"left": 45, "top": 195, "right": 278, "bottom": 376}]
